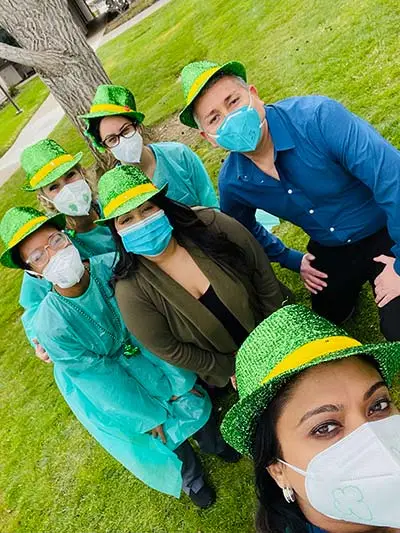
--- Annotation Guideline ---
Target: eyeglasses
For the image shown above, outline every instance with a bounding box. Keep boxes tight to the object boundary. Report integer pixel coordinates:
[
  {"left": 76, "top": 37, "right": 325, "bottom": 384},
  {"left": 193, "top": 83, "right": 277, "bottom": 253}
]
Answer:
[
  {"left": 102, "top": 123, "right": 137, "bottom": 148},
  {"left": 26, "top": 231, "right": 70, "bottom": 268}
]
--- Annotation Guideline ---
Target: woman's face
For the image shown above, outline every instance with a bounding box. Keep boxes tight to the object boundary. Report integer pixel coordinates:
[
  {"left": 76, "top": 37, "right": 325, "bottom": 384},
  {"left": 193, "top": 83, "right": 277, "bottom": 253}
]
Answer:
[
  {"left": 114, "top": 201, "right": 160, "bottom": 232},
  {"left": 18, "top": 225, "right": 70, "bottom": 274},
  {"left": 268, "top": 357, "right": 398, "bottom": 532},
  {"left": 98, "top": 116, "right": 136, "bottom": 149},
  {"left": 41, "top": 166, "right": 83, "bottom": 200}
]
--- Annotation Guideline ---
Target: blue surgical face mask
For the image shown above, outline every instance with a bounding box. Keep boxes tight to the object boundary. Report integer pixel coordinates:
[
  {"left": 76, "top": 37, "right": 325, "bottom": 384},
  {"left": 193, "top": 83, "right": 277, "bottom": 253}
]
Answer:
[
  {"left": 118, "top": 209, "right": 173, "bottom": 257},
  {"left": 209, "top": 93, "right": 264, "bottom": 152}
]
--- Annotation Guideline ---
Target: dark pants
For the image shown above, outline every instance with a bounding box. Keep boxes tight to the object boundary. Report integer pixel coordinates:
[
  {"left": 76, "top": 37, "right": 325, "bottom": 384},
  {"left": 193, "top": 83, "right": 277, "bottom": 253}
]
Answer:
[
  {"left": 174, "top": 411, "right": 227, "bottom": 495},
  {"left": 308, "top": 227, "right": 400, "bottom": 341}
]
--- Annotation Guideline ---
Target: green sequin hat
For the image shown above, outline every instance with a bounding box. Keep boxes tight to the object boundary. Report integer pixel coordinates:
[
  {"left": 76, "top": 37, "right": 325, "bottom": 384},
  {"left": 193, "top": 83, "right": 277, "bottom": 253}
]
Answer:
[
  {"left": 179, "top": 60, "right": 247, "bottom": 129},
  {"left": 21, "top": 139, "right": 83, "bottom": 192},
  {"left": 96, "top": 165, "right": 167, "bottom": 224},
  {"left": 79, "top": 85, "right": 145, "bottom": 152},
  {"left": 0, "top": 206, "right": 66, "bottom": 269},
  {"left": 221, "top": 304, "right": 400, "bottom": 456}
]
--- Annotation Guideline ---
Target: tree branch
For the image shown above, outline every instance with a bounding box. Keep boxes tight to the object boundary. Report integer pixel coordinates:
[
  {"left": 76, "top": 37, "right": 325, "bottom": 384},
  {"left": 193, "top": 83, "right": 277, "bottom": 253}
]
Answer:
[{"left": 0, "top": 42, "right": 68, "bottom": 75}]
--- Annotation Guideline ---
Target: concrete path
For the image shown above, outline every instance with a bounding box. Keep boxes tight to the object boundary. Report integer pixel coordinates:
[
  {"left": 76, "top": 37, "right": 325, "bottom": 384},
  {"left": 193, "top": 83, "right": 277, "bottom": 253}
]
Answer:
[
  {"left": 100, "top": 0, "right": 173, "bottom": 46},
  {"left": 0, "top": 0, "right": 173, "bottom": 187}
]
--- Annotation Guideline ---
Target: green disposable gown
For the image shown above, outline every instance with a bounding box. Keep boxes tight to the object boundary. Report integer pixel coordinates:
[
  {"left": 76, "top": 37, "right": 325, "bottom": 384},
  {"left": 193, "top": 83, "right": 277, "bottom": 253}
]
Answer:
[
  {"left": 20, "top": 223, "right": 116, "bottom": 343},
  {"left": 33, "top": 252, "right": 211, "bottom": 497}
]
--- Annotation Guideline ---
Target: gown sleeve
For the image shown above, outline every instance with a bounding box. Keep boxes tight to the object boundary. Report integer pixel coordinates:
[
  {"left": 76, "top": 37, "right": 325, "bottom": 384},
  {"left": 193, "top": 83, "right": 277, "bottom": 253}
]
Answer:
[
  {"left": 19, "top": 272, "right": 52, "bottom": 345},
  {"left": 181, "top": 144, "right": 219, "bottom": 208},
  {"left": 39, "top": 329, "right": 168, "bottom": 439}
]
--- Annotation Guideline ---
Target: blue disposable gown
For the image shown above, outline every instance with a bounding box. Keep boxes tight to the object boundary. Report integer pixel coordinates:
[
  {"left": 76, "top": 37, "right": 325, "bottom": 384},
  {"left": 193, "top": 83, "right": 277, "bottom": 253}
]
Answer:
[
  {"left": 20, "top": 223, "right": 116, "bottom": 344},
  {"left": 33, "top": 252, "right": 211, "bottom": 497}
]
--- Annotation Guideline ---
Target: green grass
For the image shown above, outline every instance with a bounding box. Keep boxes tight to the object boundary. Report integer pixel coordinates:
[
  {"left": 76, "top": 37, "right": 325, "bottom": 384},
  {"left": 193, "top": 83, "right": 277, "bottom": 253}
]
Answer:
[
  {"left": 1, "top": 0, "right": 399, "bottom": 531},
  {"left": 0, "top": 76, "right": 49, "bottom": 157}
]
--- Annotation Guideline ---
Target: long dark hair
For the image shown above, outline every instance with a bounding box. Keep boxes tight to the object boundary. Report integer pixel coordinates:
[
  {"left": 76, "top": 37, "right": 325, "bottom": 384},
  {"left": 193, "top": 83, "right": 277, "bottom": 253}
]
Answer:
[
  {"left": 253, "top": 374, "right": 309, "bottom": 533},
  {"left": 253, "top": 354, "right": 382, "bottom": 533},
  {"left": 108, "top": 195, "right": 250, "bottom": 281}
]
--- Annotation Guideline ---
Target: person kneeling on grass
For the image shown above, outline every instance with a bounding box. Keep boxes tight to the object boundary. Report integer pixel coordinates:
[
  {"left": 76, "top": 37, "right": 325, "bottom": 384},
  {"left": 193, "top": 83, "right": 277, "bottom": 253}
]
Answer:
[{"left": 0, "top": 206, "right": 239, "bottom": 508}]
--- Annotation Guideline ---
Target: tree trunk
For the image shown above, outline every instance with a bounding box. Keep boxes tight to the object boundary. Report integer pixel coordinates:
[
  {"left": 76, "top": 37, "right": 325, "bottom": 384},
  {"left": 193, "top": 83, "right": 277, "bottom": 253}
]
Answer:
[{"left": 0, "top": 0, "right": 115, "bottom": 171}]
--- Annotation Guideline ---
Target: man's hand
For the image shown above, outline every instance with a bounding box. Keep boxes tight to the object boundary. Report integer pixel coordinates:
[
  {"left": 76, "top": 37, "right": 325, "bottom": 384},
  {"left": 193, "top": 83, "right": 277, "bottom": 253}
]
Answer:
[
  {"left": 300, "top": 254, "right": 328, "bottom": 294},
  {"left": 373, "top": 255, "right": 400, "bottom": 308},
  {"left": 230, "top": 375, "right": 237, "bottom": 391},
  {"left": 33, "top": 339, "right": 52, "bottom": 363},
  {"left": 150, "top": 424, "right": 166, "bottom": 444}
]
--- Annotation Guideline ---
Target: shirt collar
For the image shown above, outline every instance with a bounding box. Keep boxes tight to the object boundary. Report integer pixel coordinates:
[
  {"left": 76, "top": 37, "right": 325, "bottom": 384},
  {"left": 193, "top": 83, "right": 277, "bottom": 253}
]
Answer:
[
  {"left": 230, "top": 104, "right": 295, "bottom": 177},
  {"left": 265, "top": 104, "right": 295, "bottom": 156}
]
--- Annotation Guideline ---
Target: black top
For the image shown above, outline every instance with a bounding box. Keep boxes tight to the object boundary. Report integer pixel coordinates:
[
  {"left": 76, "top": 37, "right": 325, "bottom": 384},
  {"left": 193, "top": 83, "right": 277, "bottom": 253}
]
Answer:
[{"left": 199, "top": 285, "right": 249, "bottom": 347}]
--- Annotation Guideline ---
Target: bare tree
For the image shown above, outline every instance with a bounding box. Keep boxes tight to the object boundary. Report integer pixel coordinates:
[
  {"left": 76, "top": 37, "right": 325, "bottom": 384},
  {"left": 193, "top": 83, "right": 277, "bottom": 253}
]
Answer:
[{"left": 0, "top": 0, "right": 114, "bottom": 170}]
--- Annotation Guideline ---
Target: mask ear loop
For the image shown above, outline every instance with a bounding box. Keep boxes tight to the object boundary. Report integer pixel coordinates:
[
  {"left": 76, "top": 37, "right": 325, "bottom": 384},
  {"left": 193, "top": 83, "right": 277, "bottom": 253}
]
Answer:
[
  {"left": 25, "top": 269, "right": 44, "bottom": 278},
  {"left": 278, "top": 459, "right": 308, "bottom": 477}
]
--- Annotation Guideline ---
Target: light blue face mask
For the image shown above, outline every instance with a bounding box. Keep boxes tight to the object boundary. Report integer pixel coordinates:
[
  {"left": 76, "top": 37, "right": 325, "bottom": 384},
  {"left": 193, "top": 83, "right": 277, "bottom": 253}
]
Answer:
[
  {"left": 118, "top": 209, "right": 173, "bottom": 257},
  {"left": 210, "top": 94, "right": 264, "bottom": 152}
]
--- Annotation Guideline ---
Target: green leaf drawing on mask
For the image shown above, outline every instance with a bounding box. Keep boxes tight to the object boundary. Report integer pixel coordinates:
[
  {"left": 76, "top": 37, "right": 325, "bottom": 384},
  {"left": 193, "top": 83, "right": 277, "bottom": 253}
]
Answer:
[
  {"left": 333, "top": 486, "right": 373, "bottom": 521},
  {"left": 69, "top": 204, "right": 78, "bottom": 212}
]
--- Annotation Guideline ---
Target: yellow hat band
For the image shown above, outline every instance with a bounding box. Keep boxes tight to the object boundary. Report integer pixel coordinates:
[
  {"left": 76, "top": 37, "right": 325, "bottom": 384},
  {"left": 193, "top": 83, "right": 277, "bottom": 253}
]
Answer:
[
  {"left": 260, "top": 335, "right": 362, "bottom": 385},
  {"left": 8, "top": 216, "right": 48, "bottom": 248},
  {"left": 30, "top": 154, "right": 75, "bottom": 188},
  {"left": 103, "top": 183, "right": 158, "bottom": 218},
  {"left": 186, "top": 66, "right": 220, "bottom": 104},
  {"left": 90, "top": 103, "right": 134, "bottom": 114}
]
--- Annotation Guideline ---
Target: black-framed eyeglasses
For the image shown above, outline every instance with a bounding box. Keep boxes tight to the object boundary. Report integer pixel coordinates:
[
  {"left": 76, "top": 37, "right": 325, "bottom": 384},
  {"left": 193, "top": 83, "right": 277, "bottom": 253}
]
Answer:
[{"left": 102, "top": 123, "right": 137, "bottom": 149}]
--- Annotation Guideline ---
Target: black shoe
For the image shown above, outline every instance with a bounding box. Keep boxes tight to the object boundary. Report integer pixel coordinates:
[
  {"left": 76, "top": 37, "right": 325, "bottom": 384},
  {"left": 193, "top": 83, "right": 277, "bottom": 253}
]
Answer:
[
  {"left": 217, "top": 444, "right": 241, "bottom": 463},
  {"left": 189, "top": 483, "right": 216, "bottom": 509}
]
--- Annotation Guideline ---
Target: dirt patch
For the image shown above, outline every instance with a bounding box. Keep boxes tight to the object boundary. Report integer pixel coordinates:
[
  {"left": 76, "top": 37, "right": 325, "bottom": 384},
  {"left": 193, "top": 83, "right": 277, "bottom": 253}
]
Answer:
[{"left": 150, "top": 112, "right": 200, "bottom": 145}]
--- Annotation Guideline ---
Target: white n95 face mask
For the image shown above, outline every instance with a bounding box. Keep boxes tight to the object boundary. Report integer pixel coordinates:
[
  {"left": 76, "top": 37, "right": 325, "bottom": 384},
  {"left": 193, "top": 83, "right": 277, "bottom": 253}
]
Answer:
[
  {"left": 42, "top": 245, "right": 85, "bottom": 288},
  {"left": 280, "top": 415, "right": 400, "bottom": 528},
  {"left": 51, "top": 179, "right": 92, "bottom": 216},
  {"left": 110, "top": 131, "right": 143, "bottom": 163}
]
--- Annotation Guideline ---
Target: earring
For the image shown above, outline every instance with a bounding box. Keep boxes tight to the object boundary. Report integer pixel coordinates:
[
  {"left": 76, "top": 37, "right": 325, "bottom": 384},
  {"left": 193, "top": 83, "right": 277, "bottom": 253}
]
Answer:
[{"left": 282, "top": 486, "right": 296, "bottom": 503}]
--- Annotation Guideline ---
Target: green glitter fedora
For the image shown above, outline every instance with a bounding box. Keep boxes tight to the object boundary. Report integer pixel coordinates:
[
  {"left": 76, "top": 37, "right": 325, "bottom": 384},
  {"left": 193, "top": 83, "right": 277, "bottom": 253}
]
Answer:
[
  {"left": 79, "top": 85, "right": 145, "bottom": 152},
  {"left": 179, "top": 60, "right": 246, "bottom": 129},
  {"left": 0, "top": 206, "right": 65, "bottom": 269},
  {"left": 21, "top": 139, "right": 83, "bottom": 192},
  {"left": 96, "top": 165, "right": 167, "bottom": 224},
  {"left": 221, "top": 304, "right": 400, "bottom": 456}
]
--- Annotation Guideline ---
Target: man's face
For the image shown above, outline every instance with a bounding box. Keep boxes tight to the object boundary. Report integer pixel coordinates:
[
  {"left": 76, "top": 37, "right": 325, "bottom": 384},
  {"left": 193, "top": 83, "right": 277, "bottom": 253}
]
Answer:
[{"left": 193, "top": 76, "right": 265, "bottom": 146}]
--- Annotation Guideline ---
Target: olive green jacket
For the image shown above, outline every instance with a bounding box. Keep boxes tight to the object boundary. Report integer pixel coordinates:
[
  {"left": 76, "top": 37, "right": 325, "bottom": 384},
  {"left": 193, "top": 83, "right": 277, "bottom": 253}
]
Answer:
[{"left": 115, "top": 210, "right": 291, "bottom": 386}]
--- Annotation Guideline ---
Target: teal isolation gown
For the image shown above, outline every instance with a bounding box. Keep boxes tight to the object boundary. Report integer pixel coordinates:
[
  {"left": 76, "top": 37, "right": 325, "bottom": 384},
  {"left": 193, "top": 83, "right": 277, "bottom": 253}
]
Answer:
[
  {"left": 20, "top": 222, "right": 116, "bottom": 343},
  {"left": 33, "top": 252, "right": 212, "bottom": 497}
]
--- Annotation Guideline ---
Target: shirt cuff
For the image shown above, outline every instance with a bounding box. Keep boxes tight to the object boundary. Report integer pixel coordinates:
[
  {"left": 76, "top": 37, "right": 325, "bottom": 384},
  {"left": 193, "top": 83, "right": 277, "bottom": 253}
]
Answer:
[
  {"left": 279, "top": 248, "right": 304, "bottom": 272},
  {"left": 394, "top": 257, "right": 400, "bottom": 277}
]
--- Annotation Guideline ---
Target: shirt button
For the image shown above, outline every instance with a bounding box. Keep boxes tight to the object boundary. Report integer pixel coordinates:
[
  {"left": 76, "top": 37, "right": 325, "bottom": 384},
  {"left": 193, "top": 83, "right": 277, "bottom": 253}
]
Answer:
[
  {"left": 288, "top": 189, "right": 293, "bottom": 194},
  {"left": 330, "top": 227, "right": 335, "bottom": 232},
  {"left": 309, "top": 209, "right": 314, "bottom": 214}
]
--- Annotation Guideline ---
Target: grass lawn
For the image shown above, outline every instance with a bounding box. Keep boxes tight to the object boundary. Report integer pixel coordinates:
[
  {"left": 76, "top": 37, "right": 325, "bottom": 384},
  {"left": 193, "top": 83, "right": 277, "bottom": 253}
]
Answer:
[
  {"left": 0, "top": 76, "right": 49, "bottom": 157},
  {"left": 1, "top": 0, "right": 400, "bottom": 531}
]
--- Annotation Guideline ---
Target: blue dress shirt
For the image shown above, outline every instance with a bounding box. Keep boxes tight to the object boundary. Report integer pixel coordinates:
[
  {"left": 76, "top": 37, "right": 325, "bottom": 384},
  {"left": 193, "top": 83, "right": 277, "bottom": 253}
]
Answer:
[{"left": 219, "top": 96, "right": 400, "bottom": 274}]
